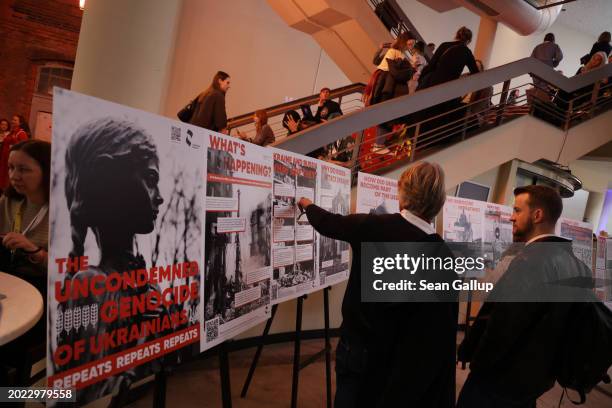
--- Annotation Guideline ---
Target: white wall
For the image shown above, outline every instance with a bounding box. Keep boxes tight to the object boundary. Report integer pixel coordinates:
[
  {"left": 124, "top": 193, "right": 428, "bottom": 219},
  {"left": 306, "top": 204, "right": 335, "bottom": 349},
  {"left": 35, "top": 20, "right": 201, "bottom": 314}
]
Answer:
[
  {"left": 488, "top": 20, "right": 596, "bottom": 90},
  {"left": 399, "top": 1, "right": 597, "bottom": 93},
  {"left": 397, "top": 0, "right": 480, "bottom": 52},
  {"left": 561, "top": 188, "right": 590, "bottom": 221},
  {"left": 570, "top": 159, "right": 612, "bottom": 230},
  {"left": 163, "top": 0, "right": 350, "bottom": 120},
  {"left": 72, "top": 0, "right": 182, "bottom": 114}
]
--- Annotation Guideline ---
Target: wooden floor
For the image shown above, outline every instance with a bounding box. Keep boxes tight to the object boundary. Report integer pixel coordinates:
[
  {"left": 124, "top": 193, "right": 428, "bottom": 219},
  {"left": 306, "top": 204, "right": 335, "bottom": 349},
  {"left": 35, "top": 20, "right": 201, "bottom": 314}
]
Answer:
[{"left": 111, "top": 337, "right": 611, "bottom": 408}]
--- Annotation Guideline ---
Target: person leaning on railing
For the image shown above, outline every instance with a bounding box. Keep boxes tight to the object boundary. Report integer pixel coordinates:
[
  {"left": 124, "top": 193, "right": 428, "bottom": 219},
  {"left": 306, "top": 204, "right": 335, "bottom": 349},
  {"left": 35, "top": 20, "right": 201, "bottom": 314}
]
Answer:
[{"left": 236, "top": 110, "right": 275, "bottom": 146}]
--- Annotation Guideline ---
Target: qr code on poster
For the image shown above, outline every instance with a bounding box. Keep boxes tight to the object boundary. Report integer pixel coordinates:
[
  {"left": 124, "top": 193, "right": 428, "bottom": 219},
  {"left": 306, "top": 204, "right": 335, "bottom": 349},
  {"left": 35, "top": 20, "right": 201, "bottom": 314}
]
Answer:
[
  {"left": 319, "top": 272, "right": 326, "bottom": 286},
  {"left": 170, "top": 126, "right": 181, "bottom": 143},
  {"left": 271, "top": 283, "right": 278, "bottom": 301},
  {"left": 206, "top": 317, "right": 219, "bottom": 342}
]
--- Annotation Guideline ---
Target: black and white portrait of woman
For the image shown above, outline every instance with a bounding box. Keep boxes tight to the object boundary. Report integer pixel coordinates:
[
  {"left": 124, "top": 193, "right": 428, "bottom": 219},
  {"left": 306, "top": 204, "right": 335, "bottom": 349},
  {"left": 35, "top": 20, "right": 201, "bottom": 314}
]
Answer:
[{"left": 47, "top": 90, "right": 204, "bottom": 403}]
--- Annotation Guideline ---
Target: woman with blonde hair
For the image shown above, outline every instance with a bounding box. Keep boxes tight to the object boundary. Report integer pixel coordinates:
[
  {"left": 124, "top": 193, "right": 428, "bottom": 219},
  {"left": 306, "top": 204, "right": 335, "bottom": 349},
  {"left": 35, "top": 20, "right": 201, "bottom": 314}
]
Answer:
[{"left": 297, "top": 161, "right": 458, "bottom": 408}]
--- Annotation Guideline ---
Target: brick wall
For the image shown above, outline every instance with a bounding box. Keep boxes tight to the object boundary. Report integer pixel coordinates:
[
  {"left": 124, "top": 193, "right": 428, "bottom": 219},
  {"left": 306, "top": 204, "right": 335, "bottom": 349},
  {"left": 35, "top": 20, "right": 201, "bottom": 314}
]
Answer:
[{"left": 0, "top": 0, "right": 82, "bottom": 122}]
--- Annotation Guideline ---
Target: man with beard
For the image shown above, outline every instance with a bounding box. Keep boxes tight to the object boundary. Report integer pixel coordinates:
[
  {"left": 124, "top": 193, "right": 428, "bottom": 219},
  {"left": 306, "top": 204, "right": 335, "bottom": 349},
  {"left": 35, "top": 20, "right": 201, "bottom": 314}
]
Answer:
[{"left": 457, "top": 185, "right": 592, "bottom": 408}]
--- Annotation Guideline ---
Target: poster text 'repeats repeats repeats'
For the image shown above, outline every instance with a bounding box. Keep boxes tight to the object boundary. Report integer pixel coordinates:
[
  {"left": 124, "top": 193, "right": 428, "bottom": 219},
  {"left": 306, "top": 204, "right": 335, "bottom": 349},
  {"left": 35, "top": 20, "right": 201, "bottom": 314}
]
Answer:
[{"left": 48, "top": 89, "right": 205, "bottom": 403}]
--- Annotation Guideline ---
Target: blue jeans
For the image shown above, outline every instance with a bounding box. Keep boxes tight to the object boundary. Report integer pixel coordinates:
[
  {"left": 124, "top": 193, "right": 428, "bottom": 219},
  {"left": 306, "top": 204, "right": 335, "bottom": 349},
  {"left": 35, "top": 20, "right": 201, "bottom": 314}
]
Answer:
[
  {"left": 334, "top": 336, "right": 368, "bottom": 408},
  {"left": 457, "top": 373, "right": 536, "bottom": 408}
]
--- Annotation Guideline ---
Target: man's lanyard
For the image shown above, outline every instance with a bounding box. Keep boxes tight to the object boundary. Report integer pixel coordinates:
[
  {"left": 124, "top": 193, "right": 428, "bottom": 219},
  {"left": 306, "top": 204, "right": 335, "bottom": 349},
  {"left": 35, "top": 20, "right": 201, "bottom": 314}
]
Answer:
[{"left": 13, "top": 200, "right": 48, "bottom": 235}]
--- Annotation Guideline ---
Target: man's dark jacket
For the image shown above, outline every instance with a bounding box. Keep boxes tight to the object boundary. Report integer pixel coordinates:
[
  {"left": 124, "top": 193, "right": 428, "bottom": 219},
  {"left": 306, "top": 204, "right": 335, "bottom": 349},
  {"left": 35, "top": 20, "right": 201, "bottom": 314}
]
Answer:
[
  {"left": 306, "top": 205, "right": 459, "bottom": 408},
  {"left": 459, "top": 236, "right": 593, "bottom": 399}
]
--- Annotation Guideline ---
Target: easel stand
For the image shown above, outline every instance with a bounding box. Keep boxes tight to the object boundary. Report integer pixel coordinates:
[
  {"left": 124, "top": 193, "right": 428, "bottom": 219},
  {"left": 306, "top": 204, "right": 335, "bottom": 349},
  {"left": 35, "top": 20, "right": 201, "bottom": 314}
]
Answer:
[
  {"left": 153, "top": 369, "right": 167, "bottom": 408},
  {"left": 107, "top": 341, "right": 234, "bottom": 408},
  {"left": 461, "top": 287, "right": 473, "bottom": 370},
  {"left": 219, "top": 340, "right": 233, "bottom": 408},
  {"left": 240, "top": 303, "right": 279, "bottom": 397},
  {"left": 241, "top": 287, "right": 333, "bottom": 408},
  {"left": 106, "top": 364, "right": 167, "bottom": 408}
]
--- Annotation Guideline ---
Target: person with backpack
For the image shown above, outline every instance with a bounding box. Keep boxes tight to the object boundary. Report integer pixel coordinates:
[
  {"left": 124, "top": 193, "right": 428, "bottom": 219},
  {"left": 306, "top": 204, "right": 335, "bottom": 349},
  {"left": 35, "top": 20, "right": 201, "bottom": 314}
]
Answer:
[
  {"left": 457, "top": 185, "right": 595, "bottom": 408},
  {"left": 189, "top": 70, "right": 230, "bottom": 134}
]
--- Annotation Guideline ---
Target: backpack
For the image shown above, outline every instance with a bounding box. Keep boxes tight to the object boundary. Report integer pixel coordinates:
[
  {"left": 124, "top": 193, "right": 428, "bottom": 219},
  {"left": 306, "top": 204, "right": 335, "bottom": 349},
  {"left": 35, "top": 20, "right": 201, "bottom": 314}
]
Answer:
[{"left": 556, "top": 294, "right": 612, "bottom": 404}]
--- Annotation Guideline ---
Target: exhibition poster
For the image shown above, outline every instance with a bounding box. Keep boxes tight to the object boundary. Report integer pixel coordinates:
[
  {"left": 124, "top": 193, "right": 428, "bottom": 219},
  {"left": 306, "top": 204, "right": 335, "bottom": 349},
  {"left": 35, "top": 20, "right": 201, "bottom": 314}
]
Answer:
[
  {"left": 556, "top": 217, "right": 593, "bottom": 270},
  {"left": 269, "top": 149, "right": 319, "bottom": 304},
  {"left": 481, "top": 202, "right": 515, "bottom": 284},
  {"left": 317, "top": 162, "right": 351, "bottom": 287},
  {"left": 48, "top": 89, "right": 204, "bottom": 403},
  {"left": 203, "top": 131, "right": 273, "bottom": 349},
  {"left": 595, "top": 236, "right": 607, "bottom": 303},
  {"left": 596, "top": 235, "right": 607, "bottom": 271},
  {"left": 442, "top": 197, "right": 484, "bottom": 244},
  {"left": 482, "top": 202, "right": 513, "bottom": 267},
  {"left": 355, "top": 172, "right": 399, "bottom": 214},
  {"left": 606, "top": 238, "right": 612, "bottom": 308}
]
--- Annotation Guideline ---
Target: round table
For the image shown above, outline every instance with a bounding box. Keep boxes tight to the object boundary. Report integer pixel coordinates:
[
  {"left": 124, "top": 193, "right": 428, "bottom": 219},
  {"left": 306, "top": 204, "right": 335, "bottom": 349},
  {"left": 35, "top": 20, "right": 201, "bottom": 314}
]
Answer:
[{"left": 0, "top": 271, "right": 44, "bottom": 346}]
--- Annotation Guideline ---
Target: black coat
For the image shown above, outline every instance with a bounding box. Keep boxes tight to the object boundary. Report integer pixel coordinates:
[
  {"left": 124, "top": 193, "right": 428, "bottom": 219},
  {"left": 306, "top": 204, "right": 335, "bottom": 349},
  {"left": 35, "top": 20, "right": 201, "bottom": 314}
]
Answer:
[
  {"left": 306, "top": 205, "right": 459, "bottom": 408},
  {"left": 419, "top": 41, "right": 479, "bottom": 90},
  {"left": 190, "top": 89, "right": 227, "bottom": 132},
  {"left": 459, "top": 236, "right": 593, "bottom": 399},
  {"left": 589, "top": 42, "right": 612, "bottom": 59}
]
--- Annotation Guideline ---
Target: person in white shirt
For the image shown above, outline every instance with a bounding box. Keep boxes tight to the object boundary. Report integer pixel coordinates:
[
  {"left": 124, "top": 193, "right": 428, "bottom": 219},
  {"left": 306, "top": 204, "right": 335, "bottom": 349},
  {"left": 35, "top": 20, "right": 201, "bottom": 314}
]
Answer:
[
  {"left": 366, "top": 31, "right": 416, "bottom": 151},
  {"left": 409, "top": 41, "right": 428, "bottom": 94}
]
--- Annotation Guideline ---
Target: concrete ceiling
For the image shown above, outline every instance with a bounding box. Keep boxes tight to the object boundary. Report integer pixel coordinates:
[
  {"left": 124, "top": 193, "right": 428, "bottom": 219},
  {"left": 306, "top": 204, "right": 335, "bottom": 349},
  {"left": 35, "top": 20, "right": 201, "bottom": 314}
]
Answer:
[
  {"left": 555, "top": 0, "right": 612, "bottom": 39},
  {"left": 583, "top": 140, "right": 612, "bottom": 160}
]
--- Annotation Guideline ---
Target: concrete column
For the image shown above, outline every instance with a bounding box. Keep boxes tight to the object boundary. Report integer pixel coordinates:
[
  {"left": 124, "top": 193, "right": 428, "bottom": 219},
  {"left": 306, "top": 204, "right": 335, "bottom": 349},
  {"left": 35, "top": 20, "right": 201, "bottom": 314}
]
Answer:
[
  {"left": 492, "top": 159, "right": 519, "bottom": 206},
  {"left": 71, "top": 0, "right": 183, "bottom": 114},
  {"left": 473, "top": 16, "right": 497, "bottom": 67},
  {"left": 583, "top": 190, "right": 604, "bottom": 229},
  {"left": 597, "top": 189, "right": 612, "bottom": 235}
]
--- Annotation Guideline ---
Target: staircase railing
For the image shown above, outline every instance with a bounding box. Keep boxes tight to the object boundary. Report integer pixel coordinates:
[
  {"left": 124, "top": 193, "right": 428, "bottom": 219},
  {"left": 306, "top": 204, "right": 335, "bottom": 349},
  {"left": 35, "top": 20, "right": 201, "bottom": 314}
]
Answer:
[
  {"left": 271, "top": 58, "right": 612, "bottom": 176},
  {"left": 226, "top": 83, "right": 365, "bottom": 143}
]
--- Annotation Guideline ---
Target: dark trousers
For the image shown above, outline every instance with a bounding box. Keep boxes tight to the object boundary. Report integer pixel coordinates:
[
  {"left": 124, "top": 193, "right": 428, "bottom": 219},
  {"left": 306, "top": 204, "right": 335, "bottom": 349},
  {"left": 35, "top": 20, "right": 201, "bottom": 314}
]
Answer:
[
  {"left": 334, "top": 336, "right": 369, "bottom": 408},
  {"left": 457, "top": 373, "right": 536, "bottom": 408}
]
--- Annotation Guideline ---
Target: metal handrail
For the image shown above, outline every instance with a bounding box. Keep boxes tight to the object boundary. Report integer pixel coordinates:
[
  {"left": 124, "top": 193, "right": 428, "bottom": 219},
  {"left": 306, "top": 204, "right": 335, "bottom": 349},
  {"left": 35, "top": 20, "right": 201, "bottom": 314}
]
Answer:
[
  {"left": 274, "top": 58, "right": 612, "bottom": 155},
  {"left": 226, "top": 83, "right": 366, "bottom": 130},
  {"left": 522, "top": 0, "right": 577, "bottom": 10},
  {"left": 288, "top": 76, "right": 611, "bottom": 177}
]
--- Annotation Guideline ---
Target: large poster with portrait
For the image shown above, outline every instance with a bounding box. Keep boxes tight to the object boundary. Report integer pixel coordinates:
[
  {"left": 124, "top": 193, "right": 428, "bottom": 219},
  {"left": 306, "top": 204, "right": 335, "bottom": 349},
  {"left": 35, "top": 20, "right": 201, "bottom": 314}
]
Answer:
[
  {"left": 555, "top": 217, "right": 593, "bottom": 270},
  {"left": 48, "top": 89, "right": 204, "bottom": 403},
  {"left": 202, "top": 131, "right": 272, "bottom": 349},
  {"left": 355, "top": 172, "right": 399, "bottom": 215},
  {"left": 269, "top": 149, "right": 319, "bottom": 304},
  {"left": 317, "top": 162, "right": 351, "bottom": 287}
]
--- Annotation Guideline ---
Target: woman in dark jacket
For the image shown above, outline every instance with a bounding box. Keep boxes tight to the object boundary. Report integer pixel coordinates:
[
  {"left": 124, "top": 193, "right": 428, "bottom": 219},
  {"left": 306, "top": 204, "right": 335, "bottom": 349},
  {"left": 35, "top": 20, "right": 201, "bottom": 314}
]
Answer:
[
  {"left": 418, "top": 26, "right": 479, "bottom": 90},
  {"left": 190, "top": 71, "right": 230, "bottom": 133},
  {"left": 413, "top": 27, "right": 479, "bottom": 138},
  {"left": 588, "top": 31, "right": 611, "bottom": 60}
]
